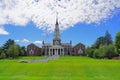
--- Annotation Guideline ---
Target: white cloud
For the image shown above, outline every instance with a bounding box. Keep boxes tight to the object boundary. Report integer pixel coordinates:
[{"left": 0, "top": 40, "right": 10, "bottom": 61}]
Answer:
[
  {"left": 0, "top": 0, "right": 120, "bottom": 32},
  {"left": 15, "top": 40, "right": 20, "bottom": 42},
  {"left": 34, "top": 40, "right": 42, "bottom": 44},
  {"left": 0, "top": 26, "right": 9, "bottom": 35},
  {"left": 21, "top": 39, "right": 30, "bottom": 43},
  {"left": 15, "top": 39, "right": 42, "bottom": 44}
]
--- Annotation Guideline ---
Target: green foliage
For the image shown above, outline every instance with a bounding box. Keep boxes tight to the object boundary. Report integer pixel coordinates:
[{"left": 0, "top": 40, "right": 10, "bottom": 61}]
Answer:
[
  {"left": 105, "top": 30, "right": 113, "bottom": 45},
  {"left": 94, "top": 47, "right": 105, "bottom": 59},
  {"left": 7, "top": 45, "right": 20, "bottom": 58},
  {"left": 93, "top": 44, "right": 116, "bottom": 59},
  {"left": 87, "top": 31, "right": 114, "bottom": 59},
  {"left": 105, "top": 44, "right": 116, "bottom": 59},
  {"left": 115, "top": 32, "right": 120, "bottom": 54},
  {"left": 3, "top": 39, "right": 15, "bottom": 51},
  {"left": 92, "top": 31, "right": 112, "bottom": 49},
  {"left": 0, "top": 39, "right": 26, "bottom": 58},
  {"left": 2, "top": 39, "right": 15, "bottom": 57},
  {"left": 93, "top": 36, "right": 106, "bottom": 49},
  {"left": 86, "top": 47, "right": 95, "bottom": 57},
  {"left": 0, "top": 52, "right": 6, "bottom": 59},
  {"left": 19, "top": 46, "right": 26, "bottom": 56},
  {"left": 0, "top": 47, "right": 4, "bottom": 53}
]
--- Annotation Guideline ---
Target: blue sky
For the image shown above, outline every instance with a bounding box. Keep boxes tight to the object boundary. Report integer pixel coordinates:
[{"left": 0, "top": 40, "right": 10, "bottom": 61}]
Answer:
[{"left": 0, "top": 0, "right": 120, "bottom": 47}]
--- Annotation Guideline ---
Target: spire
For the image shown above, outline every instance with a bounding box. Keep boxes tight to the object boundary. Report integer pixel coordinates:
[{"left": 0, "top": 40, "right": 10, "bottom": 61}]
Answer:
[
  {"left": 53, "top": 15, "right": 61, "bottom": 45},
  {"left": 56, "top": 14, "right": 58, "bottom": 25},
  {"left": 54, "top": 15, "right": 60, "bottom": 40}
]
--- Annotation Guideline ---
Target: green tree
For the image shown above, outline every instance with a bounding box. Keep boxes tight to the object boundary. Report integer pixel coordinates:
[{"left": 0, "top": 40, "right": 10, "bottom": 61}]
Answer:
[
  {"left": 92, "top": 31, "right": 112, "bottom": 49},
  {"left": 0, "top": 52, "right": 6, "bottom": 59},
  {"left": 104, "top": 44, "right": 116, "bottom": 59},
  {"left": 94, "top": 46, "right": 105, "bottom": 59},
  {"left": 7, "top": 45, "right": 20, "bottom": 58},
  {"left": 19, "top": 46, "right": 26, "bottom": 56},
  {"left": 3, "top": 39, "right": 15, "bottom": 50},
  {"left": 92, "top": 36, "right": 106, "bottom": 49},
  {"left": 93, "top": 44, "right": 116, "bottom": 59},
  {"left": 0, "top": 47, "right": 4, "bottom": 53},
  {"left": 105, "top": 30, "right": 112, "bottom": 45},
  {"left": 86, "top": 47, "right": 95, "bottom": 57},
  {"left": 2, "top": 39, "right": 15, "bottom": 57},
  {"left": 115, "top": 32, "right": 120, "bottom": 55}
]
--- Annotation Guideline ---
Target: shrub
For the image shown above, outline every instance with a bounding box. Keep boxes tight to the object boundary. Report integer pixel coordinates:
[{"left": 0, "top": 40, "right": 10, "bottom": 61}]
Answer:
[
  {"left": 0, "top": 52, "right": 6, "bottom": 59},
  {"left": 93, "top": 44, "right": 116, "bottom": 59},
  {"left": 86, "top": 47, "right": 95, "bottom": 57}
]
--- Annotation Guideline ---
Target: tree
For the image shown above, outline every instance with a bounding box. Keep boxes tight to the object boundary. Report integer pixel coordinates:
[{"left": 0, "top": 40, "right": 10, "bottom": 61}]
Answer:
[
  {"left": 115, "top": 32, "right": 120, "bottom": 55},
  {"left": 0, "top": 52, "right": 6, "bottom": 59},
  {"left": 92, "top": 31, "right": 112, "bottom": 49},
  {"left": 2, "top": 39, "right": 15, "bottom": 57},
  {"left": 93, "top": 46, "right": 105, "bottom": 59},
  {"left": 105, "top": 30, "right": 112, "bottom": 45},
  {"left": 92, "top": 36, "right": 106, "bottom": 49},
  {"left": 86, "top": 47, "right": 95, "bottom": 57},
  {"left": 19, "top": 46, "right": 26, "bottom": 56},
  {"left": 7, "top": 45, "right": 20, "bottom": 58},
  {"left": 3, "top": 39, "right": 15, "bottom": 50},
  {"left": 104, "top": 44, "right": 116, "bottom": 59},
  {"left": 93, "top": 44, "right": 116, "bottom": 59},
  {"left": 0, "top": 47, "right": 4, "bottom": 54}
]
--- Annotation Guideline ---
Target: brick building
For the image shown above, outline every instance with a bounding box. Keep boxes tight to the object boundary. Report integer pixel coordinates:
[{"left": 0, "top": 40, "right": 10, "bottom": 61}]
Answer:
[{"left": 27, "top": 43, "right": 41, "bottom": 56}]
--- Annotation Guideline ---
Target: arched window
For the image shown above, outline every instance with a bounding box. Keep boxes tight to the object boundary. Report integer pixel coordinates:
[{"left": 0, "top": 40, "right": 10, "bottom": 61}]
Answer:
[{"left": 78, "top": 48, "right": 83, "bottom": 55}]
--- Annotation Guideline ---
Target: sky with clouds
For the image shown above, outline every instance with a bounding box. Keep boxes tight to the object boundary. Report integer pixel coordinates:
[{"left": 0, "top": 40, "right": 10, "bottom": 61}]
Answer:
[{"left": 0, "top": 0, "right": 120, "bottom": 47}]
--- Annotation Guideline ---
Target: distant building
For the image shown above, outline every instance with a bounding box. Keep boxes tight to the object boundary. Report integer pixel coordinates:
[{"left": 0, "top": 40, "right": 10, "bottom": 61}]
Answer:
[
  {"left": 27, "top": 43, "right": 41, "bottom": 56},
  {"left": 27, "top": 17, "right": 85, "bottom": 56},
  {"left": 72, "top": 43, "right": 86, "bottom": 56}
]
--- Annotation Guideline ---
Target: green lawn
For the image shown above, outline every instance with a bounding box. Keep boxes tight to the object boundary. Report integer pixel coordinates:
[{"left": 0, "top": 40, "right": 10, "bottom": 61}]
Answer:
[{"left": 0, "top": 56, "right": 120, "bottom": 80}]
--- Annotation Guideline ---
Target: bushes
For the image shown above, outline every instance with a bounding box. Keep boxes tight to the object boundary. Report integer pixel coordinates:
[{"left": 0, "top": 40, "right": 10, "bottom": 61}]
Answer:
[
  {"left": 104, "top": 44, "right": 116, "bottom": 59},
  {"left": 87, "top": 44, "right": 116, "bottom": 59},
  {"left": 115, "top": 32, "right": 120, "bottom": 55},
  {"left": 94, "top": 48, "right": 105, "bottom": 59},
  {"left": 0, "top": 52, "right": 6, "bottom": 59},
  {"left": 86, "top": 31, "right": 117, "bottom": 59},
  {"left": 7, "top": 45, "right": 20, "bottom": 58},
  {"left": 86, "top": 47, "right": 95, "bottom": 57}
]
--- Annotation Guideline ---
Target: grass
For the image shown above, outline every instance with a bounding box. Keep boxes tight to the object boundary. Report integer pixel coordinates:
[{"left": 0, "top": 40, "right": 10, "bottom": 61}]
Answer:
[{"left": 0, "top": 56, "right": 120, "bottom": 80}]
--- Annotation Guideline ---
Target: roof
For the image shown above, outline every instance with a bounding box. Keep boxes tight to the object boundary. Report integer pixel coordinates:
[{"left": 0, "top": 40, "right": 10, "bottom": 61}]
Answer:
[
  {"left": 27, "top": 43, "right": 41, "bottom": 48},
  {"left": 49, "top": 45, "right": 63, "bottom": 49},
  {"left": 73, "top": 43, "right": 85, "bottom": 48}
]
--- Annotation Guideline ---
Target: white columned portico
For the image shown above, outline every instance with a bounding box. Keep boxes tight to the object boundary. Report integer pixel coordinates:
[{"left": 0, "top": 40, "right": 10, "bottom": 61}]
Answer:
[
  {"left": 49, "top": 45, "right": 64, "bottom": 56},
  {"left": 63, "top": 49, "right": 64, "bottom": 56},
  {"left": 60, "top": 49, "right": 61, "bottom": 55},
  {"left": 52, "top": 49, "right": 53, "bottom": 55},
  {"left": 57, "top": 49, "right": 58, "bottom": 55},
  {"left": 49, "top": 49, "right": 50, "bottom": 56},
  {"left": 55, "top": 49, "right": 56, "bottom": 55}
]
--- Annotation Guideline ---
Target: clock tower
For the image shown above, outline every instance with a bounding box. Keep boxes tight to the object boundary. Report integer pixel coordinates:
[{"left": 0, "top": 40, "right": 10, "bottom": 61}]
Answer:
[{"left": 53, "top": 17, "right": 61, "bottom": 45}]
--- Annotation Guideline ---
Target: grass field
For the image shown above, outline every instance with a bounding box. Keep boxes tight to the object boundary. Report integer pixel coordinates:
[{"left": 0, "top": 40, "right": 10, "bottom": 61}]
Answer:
[{"left": 0, "top": 56, "right": 120, "bottom": 80}]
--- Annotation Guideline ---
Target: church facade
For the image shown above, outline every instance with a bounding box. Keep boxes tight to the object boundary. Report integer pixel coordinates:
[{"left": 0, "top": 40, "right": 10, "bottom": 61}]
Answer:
[
  {"left": 27, "top": 18, "right": 86, "bottom": 56},
  {"left": 42, "top": 18, "right": 72, "bottom": 56}
]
